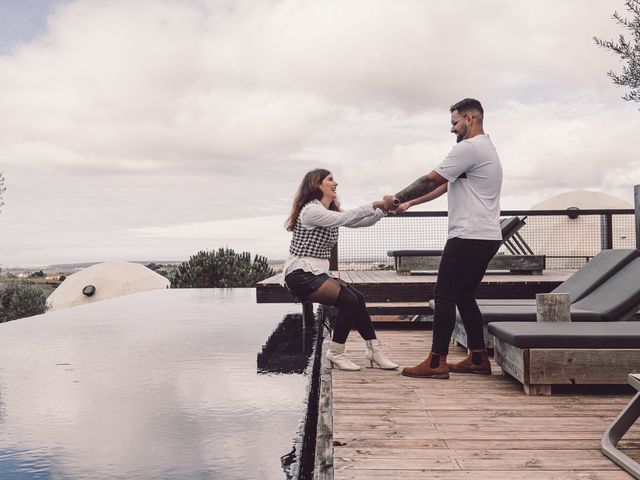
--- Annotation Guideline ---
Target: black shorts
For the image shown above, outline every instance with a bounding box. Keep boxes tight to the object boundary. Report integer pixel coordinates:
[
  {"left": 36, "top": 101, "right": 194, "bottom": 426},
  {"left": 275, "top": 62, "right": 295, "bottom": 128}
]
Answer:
[{"left": 284, "top": 269, "right": 331, "bottom": 301}]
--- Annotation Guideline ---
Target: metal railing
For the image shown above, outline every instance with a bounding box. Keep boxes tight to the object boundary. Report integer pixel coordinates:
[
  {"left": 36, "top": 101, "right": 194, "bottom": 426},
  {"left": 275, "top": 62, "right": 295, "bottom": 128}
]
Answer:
[{"left": 335, "top": 209, "right": 636, "bottom": 271}]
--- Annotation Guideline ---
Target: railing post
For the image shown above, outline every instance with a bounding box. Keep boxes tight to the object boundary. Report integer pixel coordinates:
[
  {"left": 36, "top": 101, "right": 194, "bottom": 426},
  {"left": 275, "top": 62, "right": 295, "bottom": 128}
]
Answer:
[
  {"left": 636, "top": 185, "right": 640, "bottom": 251},
  {"left": 601, "top": 213, "right": 613, "bottom": 250},
  {"left": 329, "top": 244, "right": 338, "bottom": 271}
]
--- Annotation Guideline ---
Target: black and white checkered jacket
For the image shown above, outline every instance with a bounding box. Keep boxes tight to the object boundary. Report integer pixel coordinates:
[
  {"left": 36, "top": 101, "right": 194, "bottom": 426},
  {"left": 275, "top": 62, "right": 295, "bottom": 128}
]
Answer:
[{"left": 289, "top": 202, "right": 339, "bottom": 259}]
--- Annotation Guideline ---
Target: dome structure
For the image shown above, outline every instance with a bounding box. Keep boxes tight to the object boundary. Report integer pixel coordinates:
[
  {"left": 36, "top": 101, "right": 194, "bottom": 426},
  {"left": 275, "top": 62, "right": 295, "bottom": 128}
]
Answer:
[
  {"left": 522, "top": 190, "right": 635, "bottom": 269},
  {"left": 532, "top": 189, "right": 632, "bottom": 210},
  {"left": 47, "top": 261, "right": 170, "bottom": 311}
]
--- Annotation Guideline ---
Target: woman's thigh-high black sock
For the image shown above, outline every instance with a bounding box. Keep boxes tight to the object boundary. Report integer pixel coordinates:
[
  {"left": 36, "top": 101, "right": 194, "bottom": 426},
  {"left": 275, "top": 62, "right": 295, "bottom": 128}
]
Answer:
[
  {"left": 344, "top": 285, "right": 376, "bottom": 340},
  {"left": 331, "top": 286, "right": 360, "bottom": 343}
]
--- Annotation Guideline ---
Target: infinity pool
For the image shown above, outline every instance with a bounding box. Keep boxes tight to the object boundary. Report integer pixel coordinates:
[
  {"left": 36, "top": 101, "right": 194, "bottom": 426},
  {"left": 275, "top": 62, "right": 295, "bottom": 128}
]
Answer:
[{"left": 0, "top": 289, "right": 313, "bottom": 479}]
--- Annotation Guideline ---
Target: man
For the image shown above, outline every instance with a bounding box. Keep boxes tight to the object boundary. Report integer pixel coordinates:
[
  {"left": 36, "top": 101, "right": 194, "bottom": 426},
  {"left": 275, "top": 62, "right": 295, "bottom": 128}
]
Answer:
[{"left": 383, "top": 98, "right": 502, "bottom": 379}]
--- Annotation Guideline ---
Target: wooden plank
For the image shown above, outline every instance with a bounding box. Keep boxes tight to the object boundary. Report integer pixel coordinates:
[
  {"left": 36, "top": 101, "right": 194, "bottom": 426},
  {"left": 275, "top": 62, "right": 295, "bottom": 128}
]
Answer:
[
  {"left": 396, "top": 255, "right": 546, "bottom": 274},
  {"left": 357, "top": 270, "right": 382, "bottom": 284},
  {"left": 329, "top": 330, "right": 639, "bottom": 479},
  {"left": 314, "top": 338, "right": 334, "bottom": 480},
  {"left": 536, "top": 292, "right": 571, "bottom": 322},
  {"left": 528, "top": 349, "right": 640, "bottom": 385},
  {"left": 334, "top": 453, "right": 621, "bottom": 470},
  {"left": 494, "top": 337, "right": 525, "bottom": 383},
  {"left": 488, "top": 255, "right": 545, "bottom": 273},
  {"left": 367, "top": 302, "right": 432, "bottom": 315},
  {"left": 336, "top": 470, "right": 634, "bottom": 479},
  {"left": 256, "top": 270, "right": 568, "bottom": 303}
]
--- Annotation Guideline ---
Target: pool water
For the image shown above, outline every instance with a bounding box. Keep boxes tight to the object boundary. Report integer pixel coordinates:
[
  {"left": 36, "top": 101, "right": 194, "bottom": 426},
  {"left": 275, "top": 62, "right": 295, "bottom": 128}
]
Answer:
[{"left": 0, "top": 288, "right": 313, "bottom": 479}]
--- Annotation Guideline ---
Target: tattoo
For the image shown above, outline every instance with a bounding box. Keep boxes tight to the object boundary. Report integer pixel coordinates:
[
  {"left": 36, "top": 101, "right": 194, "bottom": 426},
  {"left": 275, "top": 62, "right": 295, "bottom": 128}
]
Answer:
[{"left": 395, "top": 175, "right": 435, "bottom": 203}]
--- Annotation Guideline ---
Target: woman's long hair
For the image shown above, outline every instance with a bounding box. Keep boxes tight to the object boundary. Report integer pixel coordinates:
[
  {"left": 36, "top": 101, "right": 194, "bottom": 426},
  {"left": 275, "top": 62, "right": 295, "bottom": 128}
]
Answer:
[{"left": 286, "top": 169, "right": 340, "bottom": 231}]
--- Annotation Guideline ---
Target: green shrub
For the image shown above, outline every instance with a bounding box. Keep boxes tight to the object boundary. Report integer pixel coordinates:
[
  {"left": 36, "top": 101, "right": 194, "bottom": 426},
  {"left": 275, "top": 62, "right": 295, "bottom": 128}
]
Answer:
[
  {"left": 172, "top": 247, "right": 274, "bottom": 288},
  {"left": 0, "top": 282, "right": 48, "bottom": 323}
]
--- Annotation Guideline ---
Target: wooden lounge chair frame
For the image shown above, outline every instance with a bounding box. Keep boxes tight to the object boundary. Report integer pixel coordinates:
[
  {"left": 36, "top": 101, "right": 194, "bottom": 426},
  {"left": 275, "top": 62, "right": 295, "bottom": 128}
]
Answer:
[
  {"left": 494, "top": 342, "right": 640, "bottom": 395},
  {"left": 487, "top": 322, "right": 640, "bottom": 396}
]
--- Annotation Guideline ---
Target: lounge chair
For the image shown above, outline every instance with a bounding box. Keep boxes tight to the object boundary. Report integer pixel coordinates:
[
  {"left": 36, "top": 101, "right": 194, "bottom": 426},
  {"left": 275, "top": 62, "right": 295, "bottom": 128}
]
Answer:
[
  {"left": 452, "top": 254, "right": 640, "bottom": 348},
  {"left": 476, "top": 248, "right": 640, "bottom": 306},
  {"left": 487, "top": 322, "right": 640, "bottom": 395},
  {"left": 388, "top": 216, "right": 545, "bottom": 275},
  {"left": 433, "top": 248, "right": 640, "bottom": 310},
  {"left": 601, "top": 373, "right": 640, "bottom": 479},
  {"left": 500, "top": 216, "right": 534, "bottom": 255}
]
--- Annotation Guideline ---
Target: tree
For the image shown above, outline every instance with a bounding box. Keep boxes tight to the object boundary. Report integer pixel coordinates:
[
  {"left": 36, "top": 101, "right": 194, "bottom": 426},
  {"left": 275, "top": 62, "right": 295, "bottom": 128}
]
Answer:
[
  {"left": 594, "top": 0, "right": 640, "bottom": 103},
  {"left": 0, "top": 282, "right": 48, "bottom": 323},
  {"left": 0, "top": 171, "right": 5, "bottom": 213},
  {"left": 172, "top": 247, "right": 275, "bottom": 288}
]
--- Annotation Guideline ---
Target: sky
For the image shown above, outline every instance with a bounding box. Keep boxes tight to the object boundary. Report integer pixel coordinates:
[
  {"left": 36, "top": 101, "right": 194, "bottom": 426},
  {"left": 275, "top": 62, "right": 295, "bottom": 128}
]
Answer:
[{"left": 0, "top": 0, "right": 639, "bottom": 268}]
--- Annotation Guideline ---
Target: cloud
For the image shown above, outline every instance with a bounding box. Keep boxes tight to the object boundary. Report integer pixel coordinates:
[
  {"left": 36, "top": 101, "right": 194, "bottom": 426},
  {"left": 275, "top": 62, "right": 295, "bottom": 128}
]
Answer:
[
  {"left": 0, "top": 0, "right": 630, "bottom": 174},
  {"left": 0, "top": 0, "right": 637, "bottom": 266},
  {"left": 131, "top": 215, "right": 290, "bottom": 259}
]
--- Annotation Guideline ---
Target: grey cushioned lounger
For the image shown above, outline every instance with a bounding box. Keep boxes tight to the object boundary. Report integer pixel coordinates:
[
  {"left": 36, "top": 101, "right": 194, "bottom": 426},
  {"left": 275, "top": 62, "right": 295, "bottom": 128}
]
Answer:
[
  {"left": 476, "top": 248, "right": 640, "bottom": 307},
  {"left": 488, "top": 321, "right": 640, "bottom": 349},
  {"left": 468, "top": 305, "right": 604, "bottom": 324},
  {"left": 571, "top": 257, "right": 640, "bottom": 322}
]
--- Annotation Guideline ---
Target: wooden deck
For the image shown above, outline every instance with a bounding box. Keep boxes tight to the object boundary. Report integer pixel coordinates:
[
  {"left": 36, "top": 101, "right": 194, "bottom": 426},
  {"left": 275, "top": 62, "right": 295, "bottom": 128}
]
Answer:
[
  {"left": 329, "top": 329, "right": 640, "bottom": 479},
  {"left": 257, "top": 270, "right": 571, "bottom": 303}
]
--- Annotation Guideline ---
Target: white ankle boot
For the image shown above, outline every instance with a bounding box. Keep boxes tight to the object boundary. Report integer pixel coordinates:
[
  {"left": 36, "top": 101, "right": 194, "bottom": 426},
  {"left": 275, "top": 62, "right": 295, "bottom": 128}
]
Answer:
[
  {"left": 365, "top": 339, "right": 399, "bottom": 369},
  {"left": 326, "top": 341, "right": 361, "bottom": 371}
]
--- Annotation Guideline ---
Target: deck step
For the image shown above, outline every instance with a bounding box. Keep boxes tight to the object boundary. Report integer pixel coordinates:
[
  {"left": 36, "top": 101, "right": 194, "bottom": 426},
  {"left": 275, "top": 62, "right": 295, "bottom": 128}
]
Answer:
[{"left": 367, "top": 302, "right": 433, "bottom": 315}]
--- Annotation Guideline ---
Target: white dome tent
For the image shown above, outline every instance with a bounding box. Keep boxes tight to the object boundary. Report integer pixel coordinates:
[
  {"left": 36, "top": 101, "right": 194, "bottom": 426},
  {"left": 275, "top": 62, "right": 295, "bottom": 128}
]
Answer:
[
  {"left": 532, "top": 190, "right": 632, "bottom": 210},
  {"left": 47, "top": 261, "right": 170, "bottom": 311},
  {"left": 522, "top": 190, "right": 634, "bottom": 269}
]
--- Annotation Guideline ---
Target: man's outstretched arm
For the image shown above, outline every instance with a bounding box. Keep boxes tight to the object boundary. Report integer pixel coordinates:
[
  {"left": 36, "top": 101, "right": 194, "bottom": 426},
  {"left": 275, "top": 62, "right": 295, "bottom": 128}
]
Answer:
[
  {"left": 395, "top": 170, "right": 447, "bottom": 202},
  {"left": 383, "top": 170, "right": 448, "bottom": 210}
]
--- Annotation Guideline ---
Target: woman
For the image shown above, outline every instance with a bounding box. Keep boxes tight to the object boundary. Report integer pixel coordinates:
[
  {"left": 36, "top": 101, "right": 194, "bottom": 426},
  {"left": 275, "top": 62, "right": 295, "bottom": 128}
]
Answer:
[{"left": 283, "top": 168, "right": 397, "bottom": 371}]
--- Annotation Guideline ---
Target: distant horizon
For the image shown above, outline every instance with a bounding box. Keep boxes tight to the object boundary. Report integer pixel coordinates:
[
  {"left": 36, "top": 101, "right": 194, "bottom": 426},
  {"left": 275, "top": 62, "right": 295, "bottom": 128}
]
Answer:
[{"left": 1, "top": 257, "right": 290, "bottom": 271}]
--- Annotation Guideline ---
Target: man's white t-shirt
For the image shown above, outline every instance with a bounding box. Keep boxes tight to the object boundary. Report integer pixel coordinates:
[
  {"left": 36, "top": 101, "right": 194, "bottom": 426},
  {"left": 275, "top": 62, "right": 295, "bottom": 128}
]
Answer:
[{"left": 436, "top": 134, "right": 502, "bottom": 240}]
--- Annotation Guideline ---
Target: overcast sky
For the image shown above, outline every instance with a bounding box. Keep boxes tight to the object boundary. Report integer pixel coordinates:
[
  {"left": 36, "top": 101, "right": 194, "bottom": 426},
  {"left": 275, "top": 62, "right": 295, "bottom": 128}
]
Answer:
[{"left": 0, "top": 0, "right": 638, "bottom": 268}]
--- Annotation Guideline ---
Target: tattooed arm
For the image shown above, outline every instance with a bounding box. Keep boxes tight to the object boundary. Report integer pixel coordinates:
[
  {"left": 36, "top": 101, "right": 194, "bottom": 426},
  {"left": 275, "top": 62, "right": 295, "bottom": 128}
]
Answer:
[
  {"left": 397, "top": 183, "right": 448, "bottom": 213},
  {"left": 382, "top": 170, "right": 448, "bottom": 211}
]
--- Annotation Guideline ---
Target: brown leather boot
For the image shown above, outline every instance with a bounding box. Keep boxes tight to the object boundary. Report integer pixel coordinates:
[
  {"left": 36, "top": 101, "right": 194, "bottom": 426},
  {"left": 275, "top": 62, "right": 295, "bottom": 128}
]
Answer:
[
  {"left": 448, "top": 348, "right": 492, "bottom": 375},
  {"left": 401, "top": 352, "right": 449, "bottom": 379}
]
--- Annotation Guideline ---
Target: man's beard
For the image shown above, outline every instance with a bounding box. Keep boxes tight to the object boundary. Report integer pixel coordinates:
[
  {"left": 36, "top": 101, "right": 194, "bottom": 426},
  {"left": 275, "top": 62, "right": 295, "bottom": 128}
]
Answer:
[{"left": 456, "top": 125, "right": 467, "bottom": 143}]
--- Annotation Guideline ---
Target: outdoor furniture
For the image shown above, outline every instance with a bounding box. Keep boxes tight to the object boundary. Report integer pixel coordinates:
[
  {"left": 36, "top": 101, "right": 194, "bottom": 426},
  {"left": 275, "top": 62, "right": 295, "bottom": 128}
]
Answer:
[
  {"left": 388, "top": 216, "right": 545, "bottom": 275},
  {"left": 452, "top": 254, "right": 640, "bottom": 348},
  {"left": 431, "top": 248, "right": 640, "bottom": 310},
  {"left": 500, "top": 216, "right": 534, "bottom": 255},
  {"left": 602, "top": 373, "right": 640, "bottom": 479},
  {"left": 476, "top": 248, "right": 640, "bottom": 306},
  {"left": 487, "top": 322, "right": 640, "bottom": 395},
  {"left": 389, "top": 250, "right": 546, "bottom": 275}
]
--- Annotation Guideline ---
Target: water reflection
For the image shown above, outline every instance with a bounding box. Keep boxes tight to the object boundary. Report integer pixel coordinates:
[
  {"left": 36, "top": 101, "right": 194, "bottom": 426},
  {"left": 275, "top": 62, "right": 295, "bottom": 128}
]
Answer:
[
  {"left": 0, "top": 289, "right": 306, "bottom": 480},
  {"left": 256, "top": 312, "right": 320, "bottom": 480},
  {"left": 257, "top": 314, "right": 316, "bottom": 375}
]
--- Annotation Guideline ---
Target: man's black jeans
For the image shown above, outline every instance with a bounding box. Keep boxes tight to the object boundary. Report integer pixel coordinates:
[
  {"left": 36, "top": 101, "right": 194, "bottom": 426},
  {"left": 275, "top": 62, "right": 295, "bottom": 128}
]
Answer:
[{"left": 431, "top": 237, "right": 502, "bottom": 355}]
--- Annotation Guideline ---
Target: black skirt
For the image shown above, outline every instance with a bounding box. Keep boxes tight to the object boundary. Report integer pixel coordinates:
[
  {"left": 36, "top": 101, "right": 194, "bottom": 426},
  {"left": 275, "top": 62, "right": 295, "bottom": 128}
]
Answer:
[{"left": 284, "top": 269, "right": 331, "bottom": 301}]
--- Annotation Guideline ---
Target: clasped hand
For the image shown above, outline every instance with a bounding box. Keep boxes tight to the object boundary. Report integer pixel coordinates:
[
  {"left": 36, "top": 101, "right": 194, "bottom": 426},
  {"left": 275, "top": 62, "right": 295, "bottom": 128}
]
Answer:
[{"left": 372, "top": 195, "right": 407, "bottom": 214}]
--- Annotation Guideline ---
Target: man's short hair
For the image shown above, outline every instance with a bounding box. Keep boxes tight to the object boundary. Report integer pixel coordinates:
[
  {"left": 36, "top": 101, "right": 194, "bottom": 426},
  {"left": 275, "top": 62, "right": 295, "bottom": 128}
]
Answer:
[{"left": 450, "top": 98, "right": 484, "bottom": 118}]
